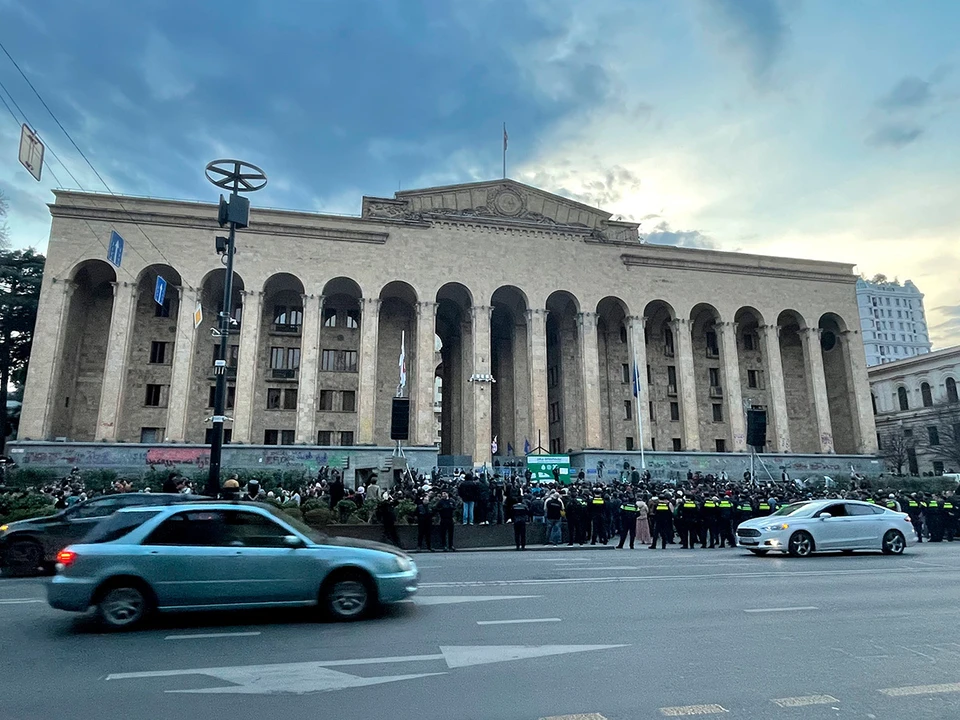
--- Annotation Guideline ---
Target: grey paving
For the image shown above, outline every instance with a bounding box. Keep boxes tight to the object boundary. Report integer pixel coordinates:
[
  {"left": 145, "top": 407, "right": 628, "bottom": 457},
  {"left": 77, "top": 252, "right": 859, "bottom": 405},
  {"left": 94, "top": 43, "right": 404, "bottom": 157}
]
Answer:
[{"left": 2, "top": 544, "right": 960, "bottom": 719}]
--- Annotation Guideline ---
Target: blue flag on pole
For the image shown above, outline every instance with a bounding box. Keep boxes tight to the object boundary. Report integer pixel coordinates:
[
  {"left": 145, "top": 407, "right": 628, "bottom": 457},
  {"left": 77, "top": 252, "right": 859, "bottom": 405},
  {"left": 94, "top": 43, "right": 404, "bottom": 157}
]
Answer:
[
  {"left": 632, "top": 363, "right": 641, "bottom": 398},
  {"left": 523, "top": 438, "right": 531, "bottom": 455}
]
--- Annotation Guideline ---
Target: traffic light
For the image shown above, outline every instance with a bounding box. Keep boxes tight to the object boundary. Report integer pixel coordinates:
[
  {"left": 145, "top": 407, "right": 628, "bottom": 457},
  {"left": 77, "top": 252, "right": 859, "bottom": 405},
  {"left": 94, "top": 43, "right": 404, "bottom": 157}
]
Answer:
[{"left": 215, "top": 236, "right": 228, "bottom": 255}]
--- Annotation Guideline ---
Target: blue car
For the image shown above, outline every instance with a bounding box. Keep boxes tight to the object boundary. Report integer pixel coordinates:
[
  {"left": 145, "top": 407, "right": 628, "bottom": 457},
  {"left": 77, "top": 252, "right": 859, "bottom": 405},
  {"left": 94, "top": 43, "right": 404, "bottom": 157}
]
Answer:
[{"left": 47, "top": 502, "right": 417, "bottom": 629}]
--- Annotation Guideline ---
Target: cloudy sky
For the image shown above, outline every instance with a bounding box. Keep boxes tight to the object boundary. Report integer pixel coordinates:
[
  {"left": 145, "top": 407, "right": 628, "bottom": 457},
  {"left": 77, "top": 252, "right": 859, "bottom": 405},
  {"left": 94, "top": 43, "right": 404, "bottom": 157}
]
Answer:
[{"left": 1, "top": 0, "right": 958, "bottom": 344}]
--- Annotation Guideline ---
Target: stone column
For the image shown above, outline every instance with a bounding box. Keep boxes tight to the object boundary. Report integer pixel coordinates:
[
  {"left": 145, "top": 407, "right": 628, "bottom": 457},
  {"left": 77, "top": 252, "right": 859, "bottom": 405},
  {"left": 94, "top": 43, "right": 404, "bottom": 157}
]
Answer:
[
  {"left": 801, "top": 326, "right": 834, "bottom": 453},
  {"left": 758, "top": 324, "right": 790, "bottom": 452},
  {"left": 95, "top": 281, "right": 138, "bottom": 441},
  {"left": 672, "top": 318, "right": 701, "bottom": 451},
  {"left": 356, "top": 298, "right": 381, "bottom": 445},
  {"left": 526, "top": 308, "right": 549, "bottom": 453},
  {"left": 841, "top": 329, "right": 878, "bottom": 453},
  {"left": 165, "top": 286, "right": 199, "bottom": 441},
  {"left": 295, "top": 294, "right": 323, "bottom": 444},
  {"left": 472, "top": 304, "right": 493, "bottom": 466},
  {"left": 627, "top": 315, "right": 652, "bottom": 450},
  {"left": 19, "top": 278, "right": 74, "bottom": 440},
  {"left": 578, "top": 311, "right": 603, "bottom": 449},
  {"left": 231, "top": 290, "right": 263, "bottom": 443},
  {"left": 414, "top": 301, "right": 438, "bottom": 446},
  {"left": 718, "top": 321, "right": 747, "bottom": 451}
]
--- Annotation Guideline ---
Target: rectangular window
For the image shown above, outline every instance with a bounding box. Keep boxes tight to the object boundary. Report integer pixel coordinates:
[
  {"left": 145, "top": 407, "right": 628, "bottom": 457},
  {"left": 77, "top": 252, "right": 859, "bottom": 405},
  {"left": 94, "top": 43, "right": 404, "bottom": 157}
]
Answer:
[
  {"left": 266, "top": 388, "right": 282, "bottom": 409},
  {"left": 321, "top": 349, "right": 336, "bottom": 371},
  {"left": 649, "top": 401, "right": 655, "bottom": 422},
  {"left": 928, "top": 426, "right": 940, "bottom": 445},
  {"left": 712, "top": 403, "right": 723, "bottom": 422},
  {"left": 672, "top": 438, "right": 682, "bottom": 452},
  {"left": 346, "top": 309, "right": 360, "bottom": 329},
  {"left": 743, "top": 333, "right": 755, "bottom": 351},
  {"left": 647, "top": 364, "right": 652, "bottom": 385},
  {"left": 209, "top": 385, "right": 236, "bottom": 409},
  {"left": 280, "top": 430, "right": 295, "bottom": 445},
  {"left": 155, "top": 297, "right": 171, "bottom": 318},
  {"left": 140, "top": 427, "right": 161, "bottom": 443},
  {"left": 264, "top": 429, "right": 279, "bottom": 445},
  {"left": 550, "top": 437, "right": 561, "bottom": 454},
  {"left": 323, "top": 308, "right": 337, "bottom": 327},
  {"left": 621, "top": 363, "right": 630, "bottom": 384},
  {"left": 270, "top": 347, "right": 287, "bottom": 369},
  {"left": 903, "top": 428, "right": 913, "bottom": 439},
  {"left": 205, "top": 428, "right": 232, "bottom": 444},
  {"left": 274, "top": 305, "right": 303, "bottom": 329},
  {"left": 933, "top": 460, "right": 944, "bottom": 475},
  {"left": 319, "top": 390, "right": 335, "bottom": 411},
  {"left": 667, "top": 365, "right": 677, "bottom": 386},
  {"left": 715, "top": 439, "right": 726, "bottom": 453},
  {"left": 549, "top": 401, "right": 561, "bottom": 423},
  {"left": 670, "top": 401, "right": 680, "bottom": 422},
  {"left": 317, "top": 430, "right": 333, "bottom": 445},
  {"left": 283, "top": 388, "right": 298, "bottom": 410},
  {"left": 626, "top": 436, "right": 635, "bottom": 451},
  {"left": 548, "top": 366, "right": 559, "bottom": 388},
  {"left": 341, "top": 390, "right": 356, "bottom": 412},
  {"left": 651, "top": 438, "right": 656, "bottom": 451},
  {"left": 747, "top": 369, "right": 759, "bottom": 389},
  {"left": 144, "top": 384, "right": 165, "bottom": 407},
  {"left": 288, "top": 347, "right": 301, "bottom": 370},
  {"left": 624, "top": 400, "right": 632, "bottom": 420},
  {"left": 342, "top": 350, "right": 358, "bottom": 372},
  {"left": 149, "top": 341, "right": 168, "bottom": 364},
  {"left": 708, "top": 367, "right": 721, "bottom": 387},
  {"left": 705, "top": 331, "right": 719, "bottom": 357},
  {"left": 340, "top": 431, "right": 354, "bottom": 446}
]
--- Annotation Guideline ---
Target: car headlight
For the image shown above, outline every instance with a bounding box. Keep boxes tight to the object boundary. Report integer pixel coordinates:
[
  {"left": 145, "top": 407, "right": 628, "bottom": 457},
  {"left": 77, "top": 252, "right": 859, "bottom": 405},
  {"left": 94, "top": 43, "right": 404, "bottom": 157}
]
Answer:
[
  {"left": 761, "top": 523, "right": 789, "bottom": 532},
  {"left": 394, "top": 556, "right": 413, "bottom": 572}
]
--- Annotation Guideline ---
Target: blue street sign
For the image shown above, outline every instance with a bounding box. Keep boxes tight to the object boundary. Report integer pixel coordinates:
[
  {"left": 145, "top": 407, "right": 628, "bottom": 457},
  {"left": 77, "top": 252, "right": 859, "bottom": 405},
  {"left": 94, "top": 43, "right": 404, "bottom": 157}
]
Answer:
[
  {"left": 107, "top": 230, "right": 124, "bottom": 268},
  {"left": 154, "top": 275, "right": 167, "bottom": 307}
]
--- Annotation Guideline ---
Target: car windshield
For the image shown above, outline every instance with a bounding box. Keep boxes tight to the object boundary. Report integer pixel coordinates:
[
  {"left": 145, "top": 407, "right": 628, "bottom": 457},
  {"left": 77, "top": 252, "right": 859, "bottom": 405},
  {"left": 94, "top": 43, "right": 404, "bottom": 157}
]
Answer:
[
  {"left": 81, "top": 510, "right": 162, "bottom": 543},
  {"left": 264, "top": 505, "right": 329, "bottom": 545},
  {"left": 770, "top": 502, "right": 811, "bottom": 517}
]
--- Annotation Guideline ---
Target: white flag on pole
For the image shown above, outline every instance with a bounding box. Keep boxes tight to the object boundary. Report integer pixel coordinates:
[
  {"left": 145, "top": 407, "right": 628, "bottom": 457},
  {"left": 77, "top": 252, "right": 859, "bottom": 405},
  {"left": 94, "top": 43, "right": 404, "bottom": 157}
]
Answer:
[
  {"left": 491, "top": 435, "right": 498, "bottom": 455},
  {"left": 398, "top": 331, "right": 407, "bottom": 391}
]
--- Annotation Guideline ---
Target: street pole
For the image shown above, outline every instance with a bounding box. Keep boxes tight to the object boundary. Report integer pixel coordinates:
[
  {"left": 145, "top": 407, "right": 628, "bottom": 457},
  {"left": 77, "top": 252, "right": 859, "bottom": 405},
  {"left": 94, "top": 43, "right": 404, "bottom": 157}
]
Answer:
[{"left": 203, "top": 159, "right": 267, "bottom": 498}]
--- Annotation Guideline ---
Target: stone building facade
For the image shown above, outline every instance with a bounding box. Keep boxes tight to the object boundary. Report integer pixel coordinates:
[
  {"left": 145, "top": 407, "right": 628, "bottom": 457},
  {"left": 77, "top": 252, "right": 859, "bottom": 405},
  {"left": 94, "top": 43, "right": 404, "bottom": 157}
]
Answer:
[
  {"left": 869, "top": 346, "right": 960, "bottom": 476},
  {"left": 19, "top": 180, "right": 878, "bottom": 466}
]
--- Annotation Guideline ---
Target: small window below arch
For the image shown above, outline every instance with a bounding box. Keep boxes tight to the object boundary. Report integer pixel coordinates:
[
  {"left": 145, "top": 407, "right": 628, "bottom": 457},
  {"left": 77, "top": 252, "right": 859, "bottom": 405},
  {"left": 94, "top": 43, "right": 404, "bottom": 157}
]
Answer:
[
  {"left": 619, "top": 324, "right": 627, "bottom": 344},
  {"left": 897, "top": 386, "right": 909, "bottom": 411},
  {"left": 947, "top": 377, "right": 959, "bottom": 404},
  {"left": 921, "top": 382, "right": 933, "bottom": 408}
]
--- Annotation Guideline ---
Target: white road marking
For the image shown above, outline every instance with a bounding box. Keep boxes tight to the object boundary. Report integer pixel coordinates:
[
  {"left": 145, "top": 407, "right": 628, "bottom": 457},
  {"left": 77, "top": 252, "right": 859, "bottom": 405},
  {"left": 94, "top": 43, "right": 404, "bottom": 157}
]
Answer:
[
  {"left": 0, "top": 598, "right": 44, "bottom": 604},
  {"left": 879, "top": 682, "right": 960, "bottom": 697},
  {"left": 744, "top": 606, "right": 818, "bottom": 614},
  {"left": 420, "top": 566, "right": 934, "bottom": 588},
  {"left": 540, "top": 714, "right": 608, "bottom": 720},
  {"left": 771, "top": 695, "right": 839, "bottom": 707},
  {"left": 410, "top": 595, "right": 541, "bottom": 606},
  {"left": 476, "top": 618, "right": 561, "bottom": 625},
  {"left": 659, "top": 704, "right": 728, "bottom": 716},
  {"left": 165, "top": 631, "right": 261, "bottom": 641}
]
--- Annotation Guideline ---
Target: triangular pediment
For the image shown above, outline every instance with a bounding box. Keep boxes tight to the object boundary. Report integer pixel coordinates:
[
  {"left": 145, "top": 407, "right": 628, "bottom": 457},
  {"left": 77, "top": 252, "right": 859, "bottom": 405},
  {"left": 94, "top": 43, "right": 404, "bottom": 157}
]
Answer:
[{"left": 361, "top": 179, "right": 640, "bottom": 243}]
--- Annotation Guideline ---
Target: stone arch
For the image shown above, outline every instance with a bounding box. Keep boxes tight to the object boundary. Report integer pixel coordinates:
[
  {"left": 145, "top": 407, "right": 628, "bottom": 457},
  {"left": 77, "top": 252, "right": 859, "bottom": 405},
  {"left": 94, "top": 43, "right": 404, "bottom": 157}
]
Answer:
[
  {"left": 596, "top": 296, "right": 631, "bottom": 450},
  {"left": 819, "top": 312, "right": 857, "bottom": 454},
  {"left": 375, "top": 281, "right": 419, "bottom": 443},
  {"left": 436, "top": 282, "right": 474, "bottom": 457},
  {"left": 778, "top": 309, "right": 817, "bottom": 452},
  {"left": 118, "top": 264, "right": 185, "bottom": 442},
  {"left": 186, "top": 270, "right": 246, "bottom": 443},
  {"left": 52, "top": 260, "right": 118, "bottom": 440},
  {"left": 490, "top": 285, "right": 529, "bottom": 459},
  {"left": 317, "top": 277, "right": 364, "bottom": 447},
  {"left": 643, "top": 300, "right": 678, "bottom": 452},
  {"left": 733, "top": 306, "right": 771, "bottom": 447},
  {"left": 546, "top": 291, "right": 582, "bottom": 453},
  {"left": 690, "top": 303, "right": 728, "bottom": 452}
]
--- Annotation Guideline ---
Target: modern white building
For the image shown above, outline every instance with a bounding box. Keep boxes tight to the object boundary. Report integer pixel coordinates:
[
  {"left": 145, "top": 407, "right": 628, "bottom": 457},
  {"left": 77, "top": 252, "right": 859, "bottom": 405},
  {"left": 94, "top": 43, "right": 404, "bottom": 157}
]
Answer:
[{"left": 856, "top": 277, "right": 931, "bottom": 366}]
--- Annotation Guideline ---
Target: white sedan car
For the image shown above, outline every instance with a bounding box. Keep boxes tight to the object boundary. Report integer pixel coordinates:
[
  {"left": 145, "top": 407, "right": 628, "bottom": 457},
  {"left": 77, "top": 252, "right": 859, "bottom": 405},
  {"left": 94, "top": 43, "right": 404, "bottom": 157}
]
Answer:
[{"left": 736, "top": 499, "right": 914, "bottom": 557}]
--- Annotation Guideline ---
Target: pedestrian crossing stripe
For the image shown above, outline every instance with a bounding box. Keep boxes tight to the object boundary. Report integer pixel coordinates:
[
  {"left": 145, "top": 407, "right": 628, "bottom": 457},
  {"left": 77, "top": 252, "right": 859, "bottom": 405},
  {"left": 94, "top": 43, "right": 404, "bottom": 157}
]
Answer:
[
  {"left": 539, "top": 715, "right": 608, "bottom": 720},
  {"left": 659, "top": 705, "right": 729, "bottom": 716}
]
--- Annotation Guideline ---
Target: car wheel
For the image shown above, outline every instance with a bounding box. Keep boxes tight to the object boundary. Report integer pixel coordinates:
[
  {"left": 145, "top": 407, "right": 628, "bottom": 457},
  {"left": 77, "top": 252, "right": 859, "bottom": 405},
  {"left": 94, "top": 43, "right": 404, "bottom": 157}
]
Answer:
[
  {"left": 2, "top": 539, "right": 43, "bottom": 577},
  {"left": 882, "top": 529, "right": 906, "bottom": 555},
  {"left": 748, "top": 549, "right": 769, "bottom": 556},
  {"left": 788, "top": 531, "right": 815, "bottom": 558},
  {"left": 96, "top": 584, "right": 149, "bottom": 630},
  {"left": 322, "top": 572, "right": 373, "bottom": 621}
]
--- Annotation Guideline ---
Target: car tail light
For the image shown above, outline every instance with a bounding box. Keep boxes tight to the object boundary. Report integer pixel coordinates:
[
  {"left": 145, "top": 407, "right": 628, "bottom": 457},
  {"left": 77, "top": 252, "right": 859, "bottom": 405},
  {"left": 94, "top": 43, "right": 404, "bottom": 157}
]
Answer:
[{"left": 56, "top": 550, "right": 77, "bottom": 567}]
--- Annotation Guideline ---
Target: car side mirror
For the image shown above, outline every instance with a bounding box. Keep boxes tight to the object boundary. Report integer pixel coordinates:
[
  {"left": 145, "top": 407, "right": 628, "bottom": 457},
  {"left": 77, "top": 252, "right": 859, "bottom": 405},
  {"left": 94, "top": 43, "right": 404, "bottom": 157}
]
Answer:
[
  {"left": 283, "top": 535, "right": 304, "bottom": 548},
  {"left": 819, "top": 513, "right": 832, "bottom": 520}
]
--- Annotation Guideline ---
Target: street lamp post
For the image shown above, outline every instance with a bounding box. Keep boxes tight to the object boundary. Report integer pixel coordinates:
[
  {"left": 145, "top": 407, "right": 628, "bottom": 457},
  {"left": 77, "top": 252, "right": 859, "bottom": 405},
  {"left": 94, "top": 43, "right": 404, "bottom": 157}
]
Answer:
[{"left": 203, "top": 159, "right": 267, "bottom": 497}]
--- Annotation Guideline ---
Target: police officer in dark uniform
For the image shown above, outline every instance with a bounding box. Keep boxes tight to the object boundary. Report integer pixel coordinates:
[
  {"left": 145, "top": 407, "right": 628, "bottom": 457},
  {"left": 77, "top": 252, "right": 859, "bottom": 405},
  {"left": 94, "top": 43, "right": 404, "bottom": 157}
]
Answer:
[
  {"left": 677, "top": 495, "right": 699, "bottom": 549},
  {"left": 564, "top": 490, "right": 582, "bottom": 546},
  {"left": 590, "top": 491, "right": 607, "bottom": 545},
  {"left": 702, "top": 496, "right": 720, "bottom": 548},
  {"left": 943, "top": 495, "right": 957, "bottom": 542},
  {"left": 736, "top": 496, "right": 754, "bottom": 529},
  {"left": 905, "top": 493, "right": 923, "bottom": 542},
  {"left": 649, "top": 496, "right": 673, "bottom": 549},
  {"left": 927, "top": 494, "right": 944, "bottom": 542},
  {"left": 617, "top": 496, "right": 641, "bottom": 549},
  {"left": 512, "top": 495, "right": 530, "bottom": 550},
  {"left": 717, "top": 495, "right": 736, "bottom": 548}
]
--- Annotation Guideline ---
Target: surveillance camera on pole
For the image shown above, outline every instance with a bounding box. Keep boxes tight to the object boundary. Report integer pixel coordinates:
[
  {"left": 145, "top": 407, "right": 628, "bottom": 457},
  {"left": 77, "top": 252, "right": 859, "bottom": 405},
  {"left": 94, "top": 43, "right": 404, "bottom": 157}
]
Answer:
[{"left": 203, "top": 159, "right": 267, "bottom": 497}]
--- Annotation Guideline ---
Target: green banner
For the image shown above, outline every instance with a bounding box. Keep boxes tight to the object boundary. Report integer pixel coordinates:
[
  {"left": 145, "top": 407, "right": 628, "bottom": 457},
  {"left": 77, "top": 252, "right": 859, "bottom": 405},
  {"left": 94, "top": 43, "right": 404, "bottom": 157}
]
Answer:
[{"left": 526, "top": 454, "right": 571, "bottom": 484}]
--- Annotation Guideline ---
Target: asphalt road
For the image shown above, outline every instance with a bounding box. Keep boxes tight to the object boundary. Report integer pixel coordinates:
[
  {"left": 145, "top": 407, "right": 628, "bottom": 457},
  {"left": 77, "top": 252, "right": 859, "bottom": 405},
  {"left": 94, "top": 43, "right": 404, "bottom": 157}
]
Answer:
[{"left": 3, "top": 542, "right": 960, "bottom": 719}]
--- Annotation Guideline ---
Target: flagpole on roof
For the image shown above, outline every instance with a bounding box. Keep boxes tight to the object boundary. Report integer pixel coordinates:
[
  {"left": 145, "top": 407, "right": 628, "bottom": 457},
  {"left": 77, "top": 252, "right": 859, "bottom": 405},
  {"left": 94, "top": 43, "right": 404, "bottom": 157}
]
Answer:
[
  {"left": 502, "top": 122, "right": 507, "bottom": 179},
  {"left": 633, "top": 349, "right": 646, "bottom": 470}
]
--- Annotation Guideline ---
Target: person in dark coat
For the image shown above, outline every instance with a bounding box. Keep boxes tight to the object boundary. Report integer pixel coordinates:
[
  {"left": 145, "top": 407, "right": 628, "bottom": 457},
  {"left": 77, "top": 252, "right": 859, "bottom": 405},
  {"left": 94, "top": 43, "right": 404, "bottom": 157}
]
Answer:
[
  {"left": 376, "top": 494, "right": 401, "bottom": 548},
  {"left": 414, "top": 495, "right": 434, "bottom": 551},
  {"left": 435, "top": 491, "right": 456, "bottom": 551},
  {"left": 328, "top": 474, "right": 345, "bottom": 510},
  {"left": 162, "top": 473, "right": 180, "bottom": 494},
  {"left": 512, "top": 495, "right": 530, "bottom": 550}
]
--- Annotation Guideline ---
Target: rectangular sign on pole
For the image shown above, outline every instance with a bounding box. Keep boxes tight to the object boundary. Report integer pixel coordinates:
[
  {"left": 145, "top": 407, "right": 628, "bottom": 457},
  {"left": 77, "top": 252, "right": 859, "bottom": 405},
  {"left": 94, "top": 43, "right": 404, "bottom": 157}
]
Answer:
[
  {"left": 18, "top": 124, "right": 44, "bottom": 181},
  {"left": 193, "top": 302, "right": 203, "bottom": 329},
  {"left": 526, "top": 454, "right": 571, "bottom": 484},
  {"left": 107, "top": 230, "right": 124, "bottom": 268},
  {"left": 154, "top": 275, "right": 167, "bottom": 307}
]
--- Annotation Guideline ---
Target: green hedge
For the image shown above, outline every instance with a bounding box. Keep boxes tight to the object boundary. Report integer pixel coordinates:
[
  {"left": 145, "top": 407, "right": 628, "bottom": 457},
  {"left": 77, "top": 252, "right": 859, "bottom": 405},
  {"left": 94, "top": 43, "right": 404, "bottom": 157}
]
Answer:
[{"left": 0, "top": 495, "right": 57, "bottom": 523}]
